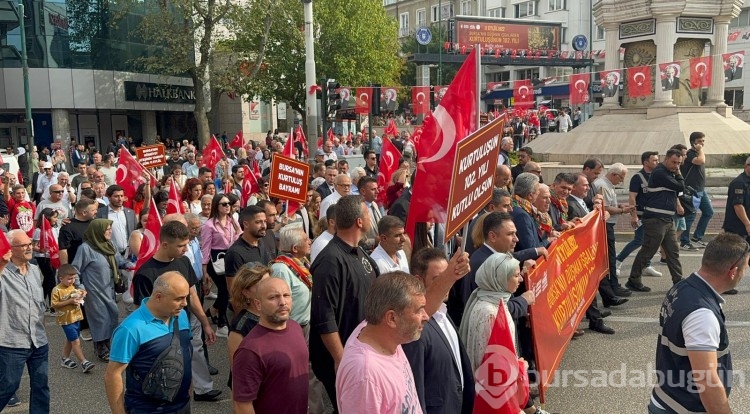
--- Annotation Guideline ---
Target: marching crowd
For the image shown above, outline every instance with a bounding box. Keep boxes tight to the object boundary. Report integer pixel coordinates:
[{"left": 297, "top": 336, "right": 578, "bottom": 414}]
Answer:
[{"left": 0, "top": 127, "right": 742, "bottom": 414}]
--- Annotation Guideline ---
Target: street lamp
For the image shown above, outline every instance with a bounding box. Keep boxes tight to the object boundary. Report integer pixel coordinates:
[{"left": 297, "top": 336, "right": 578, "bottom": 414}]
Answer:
[{"left": 7, "top": 0, "right": 33, "bottom": 179}]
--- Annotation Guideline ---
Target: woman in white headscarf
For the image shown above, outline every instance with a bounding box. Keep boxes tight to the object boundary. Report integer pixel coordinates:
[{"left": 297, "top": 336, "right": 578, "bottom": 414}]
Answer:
[{"left": 459, "top": 252, "right": 547, "bottom": 414}]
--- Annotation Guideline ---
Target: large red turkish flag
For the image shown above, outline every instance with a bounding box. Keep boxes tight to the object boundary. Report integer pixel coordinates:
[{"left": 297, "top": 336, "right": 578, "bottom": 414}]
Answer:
[
  {"left": 407, "top": 48, "right": 477, "bottom": 241},
  {"left": 376, "top": 138, "right": 403, "bottom": 205},
  {"left": 690, "top": 56, "right": 712, "bottom": 88},
  {"left": 513, "top": 79, "right": 534, "bottom": 109},
  {"left": 228, "top": 130, "right": 243, "bottom": 148},
  {"left": 569, "top": 73, "right": 589, "bottom": 105},
  {"left": 627, "top": 66, "right": 652, "bottom": 98},
  {"left": 202, "top": 135, "right": 225, "bottom": 172},
  {"left": 116, "top": 145, "right": 155, "bottom": 209},
  {"left": 412, "top": 86, "right": 430, "bottom": 115},
  {"left": 355, "top": 87, "right": 372, "bottom": 114}
]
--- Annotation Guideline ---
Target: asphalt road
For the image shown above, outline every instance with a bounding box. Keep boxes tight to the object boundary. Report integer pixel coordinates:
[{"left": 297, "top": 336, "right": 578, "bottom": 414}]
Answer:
[{"left": 2, "top": 238, "right": 748, "bottom": 414}]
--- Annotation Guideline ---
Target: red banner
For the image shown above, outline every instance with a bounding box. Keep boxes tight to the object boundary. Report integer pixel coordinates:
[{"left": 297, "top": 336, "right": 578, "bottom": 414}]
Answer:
[
  {"left": 355, "top": 87, "right": 372, "bottom": 114},
  {"left": 268, "top": 154, "right": 310, "bottom": 204},
  {"left": 513, "top": 79, "right": 534, "bottom": 109},
  {"left": 377, "top": 137, "right": 403, "bottom": 205},
  {"left": 526, "top": 209, "right": 608, "bottom": 402},
  {"left": 454, "top": 18, "right": 561, "bottom": 52},
  {"left": 569, "top": 73, "right": 589, "bottom": 105},
  {"left": 689, "top": 56, "right": 712, "bottom": 88},
  {"left": 627, "top": 66, "right": 652, "bottom": 98},
  {"left": 412, "top": 86, "right": 430, "bottom": 115}
]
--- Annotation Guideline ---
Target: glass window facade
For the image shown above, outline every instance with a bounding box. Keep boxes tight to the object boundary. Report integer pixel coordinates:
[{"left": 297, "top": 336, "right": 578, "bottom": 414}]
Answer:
[{"left": 0, "top": 0, "right": 190, "bottom": 71}]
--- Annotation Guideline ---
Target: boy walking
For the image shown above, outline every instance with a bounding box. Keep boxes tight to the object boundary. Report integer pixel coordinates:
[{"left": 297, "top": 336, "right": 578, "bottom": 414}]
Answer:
[{"left": 51, "top": 264, "right": 95, "bottom": 373}]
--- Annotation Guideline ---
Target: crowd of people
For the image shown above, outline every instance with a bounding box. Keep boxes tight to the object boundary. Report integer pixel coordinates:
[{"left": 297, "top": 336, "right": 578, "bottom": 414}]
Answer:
[{"left": 0, "top": 127, "right": 741, "bottom": 414}]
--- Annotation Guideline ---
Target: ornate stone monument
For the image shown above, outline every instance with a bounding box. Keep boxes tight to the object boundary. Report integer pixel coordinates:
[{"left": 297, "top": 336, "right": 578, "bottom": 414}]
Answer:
[{"left": 529, "top": 0, "right": 750, "bottom": 166}]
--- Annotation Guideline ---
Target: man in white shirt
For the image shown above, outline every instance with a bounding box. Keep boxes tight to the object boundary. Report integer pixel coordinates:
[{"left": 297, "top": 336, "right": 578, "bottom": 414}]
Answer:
[
  {"left": 558, "top": 109, "right": 572, "bottom": 133},
  {"left": 35, "top": 162, "right": 58, "bottom": 203},
  {"left": 182, "top": 152, "right": 200, "bottom": 178},
  {"left": 370, "top": 216, "right": 409, "bottom": 274},
  {"left": 310, "top": 205, "right": 336, "bottom": 263},
  {"left": 319, "top": 174, "right": 351, "bottom": 221},
  {"left": 322, "top": 141, "right": 337, "bottom": 162},
  {"left": 99, "top": 154, "right": 117, "bottom": 186},
  {"left": 96, "top": 185, "right": 136, "bottom": 256}
]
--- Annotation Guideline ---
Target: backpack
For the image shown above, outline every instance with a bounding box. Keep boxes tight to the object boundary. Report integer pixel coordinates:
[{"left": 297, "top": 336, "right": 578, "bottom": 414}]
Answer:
[{"left": 137, "top": 317, "right": 186, "bottom": 402}]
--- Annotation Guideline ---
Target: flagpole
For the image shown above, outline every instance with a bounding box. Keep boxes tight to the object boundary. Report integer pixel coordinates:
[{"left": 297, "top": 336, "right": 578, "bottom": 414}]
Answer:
[{"left": 476, "top": 44, "right": 481, "bottom": 132}]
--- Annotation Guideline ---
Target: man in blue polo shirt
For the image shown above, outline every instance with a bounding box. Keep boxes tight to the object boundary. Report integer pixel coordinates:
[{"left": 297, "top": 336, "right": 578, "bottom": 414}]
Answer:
[{"left": 105, "top": 272, "right": 193, "bottom": 414}]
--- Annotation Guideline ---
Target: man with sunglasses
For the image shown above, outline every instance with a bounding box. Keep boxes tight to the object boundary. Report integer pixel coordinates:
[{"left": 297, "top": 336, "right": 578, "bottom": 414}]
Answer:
[
  {"left": 649, "top": 233, "right": 746, "bottom": 414},
  {"left": 35, "top": 184, "right": 70, "bottom": 220},
  {"left": 35, "top": 162, "right": 58, "bottom": 204}
]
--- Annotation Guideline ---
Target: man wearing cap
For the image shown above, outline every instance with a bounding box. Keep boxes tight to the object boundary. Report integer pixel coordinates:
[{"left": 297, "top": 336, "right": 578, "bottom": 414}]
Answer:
[{"left": 35, "top": 162, "right": 57, "bottom": 204}]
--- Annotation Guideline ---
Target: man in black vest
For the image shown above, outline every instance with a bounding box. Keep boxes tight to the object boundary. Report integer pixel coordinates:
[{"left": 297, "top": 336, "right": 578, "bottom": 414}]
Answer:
[{"left": 649, "top": 233, "right": 745, "bottom": 413}]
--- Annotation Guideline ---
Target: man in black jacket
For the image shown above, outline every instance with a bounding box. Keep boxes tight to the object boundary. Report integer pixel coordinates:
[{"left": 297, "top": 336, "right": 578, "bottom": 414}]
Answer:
[{"left": 627, "top": 149, "right": 685, "bottom": 292}]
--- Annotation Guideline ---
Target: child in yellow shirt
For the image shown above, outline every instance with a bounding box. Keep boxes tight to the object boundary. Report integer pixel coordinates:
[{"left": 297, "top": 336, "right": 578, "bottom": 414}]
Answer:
[{"left": 51, "top": 264, "right": 94, "bottom": 373}]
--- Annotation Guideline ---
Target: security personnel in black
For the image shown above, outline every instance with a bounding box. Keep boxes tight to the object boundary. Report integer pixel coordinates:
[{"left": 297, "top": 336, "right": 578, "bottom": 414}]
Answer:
[
  {"left": 511, "top": 117, "right": 525, "bottom": 151},
  {"left": 722, "top": 157, "right": 750, "bottom": 241},
  {"left": 626, "top": 149, "right": 685, "bottom": 292},
  {"left": 649, "top": 233, "right": 745, "bottom": 414}
]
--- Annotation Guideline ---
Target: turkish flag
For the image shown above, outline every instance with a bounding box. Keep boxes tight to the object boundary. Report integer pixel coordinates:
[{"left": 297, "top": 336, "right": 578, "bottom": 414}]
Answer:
[
  {"left": 0, "top": 231, "right": 10, "bottom": 258},
  {"left": 39, "top": 217, "right": 60, "bottom": 269},
  {"left": 134, "top": 197, "right": 163, "bottom": 272},
  {"left": 167, "top": 179, "right": 185, "bottom": 215},
  {"left": 228, "top": 130, "right": 244, "bottom": 149},
  {"left": 294, "top": 125, "right": 308, "bottom": 157},
  {"left": 283, "top": 134, "right": 296, "bottom": 159},
  {"left": 240, "top": 164, "right": 258, "bottom": 207},
  {"left": 472, "top": 301, "right": 530, "bottom": 414},
  {"left": 326, "top": 128, "right": 335, "bottom": 143},
  {"left": 690, "top": 56, "right": 712, "bottom": 88},
  {"left": 355, "top": 87, "right": 372, "bottom": 114},
  {"left": 202, "top": 135, "right": 225, "bottom": 172},
  {"left": 569, "top": 73, "right": 589, "bottom": 105},
  {"left": 628, "top": 66, "right": 652, "bottom": 97},
  {"left": 286, "top": 200, "right": 300, "bottom": 217},
  {"left": 376, "top": 137, "right": 403, "bottom": 205},
  {"left": 513, "top": 79, "right": 534, "bottom": 109},
  {"left": 407, "top": 48, "right": 477, "bottom": 240},
  {"left": 412, "top": 86, "right": 430, "bottom": 115},
  {"left": 116, "top": 145, "right": 155, "bottom": 209},
  {"left": 384, "top": 119, "right": 399, "bottom": 138}
]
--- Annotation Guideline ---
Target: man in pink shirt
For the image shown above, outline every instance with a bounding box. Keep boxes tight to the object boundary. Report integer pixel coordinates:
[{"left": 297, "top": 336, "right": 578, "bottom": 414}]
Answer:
[{"left": 336, "top": 264, "right": 470, "bottom": 414}]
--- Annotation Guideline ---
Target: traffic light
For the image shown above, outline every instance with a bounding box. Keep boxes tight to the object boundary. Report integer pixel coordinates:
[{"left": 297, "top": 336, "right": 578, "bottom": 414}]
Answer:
[
  {"left": 371, "top": 84, "right": 381, "bottom": 116},
  {"left": 327, "top": 80, "right": 340, "bottom": 119}
]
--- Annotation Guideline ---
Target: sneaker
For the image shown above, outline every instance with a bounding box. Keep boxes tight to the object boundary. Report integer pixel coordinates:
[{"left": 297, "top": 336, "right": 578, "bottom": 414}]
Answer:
[
  {"left": 642, "top": 266, "right": 663, "bottom": 277},
  {"left": 681, "top": 242, "right": 699, "bottom": 251},
  {"left": 7, "top": 394, "right": 20, "bottom": 407},
  {"left": 80, "top": 330, "right": 92, "bottom": 341},
  {"left": 81, "top": 360, "right": 95, "bottom": 373},
  {"left": 691, "top": 238, "right": 709, "bottom": 248},
  {"left": 206, "top": 292, "right": 218, "bottom": 299},
  {"left": 216, "top": 326, "right": 229, "bottom": 338},
  {"left": 61, "top": 357, "right": 78, "bottom": 369}
]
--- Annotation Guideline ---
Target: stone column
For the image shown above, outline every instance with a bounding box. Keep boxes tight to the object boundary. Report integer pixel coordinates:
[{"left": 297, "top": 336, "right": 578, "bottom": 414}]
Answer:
[
  {"left": 707, "top": 17, "right": 730, "bottom": 107},
  {"left": 651, "top": 15, "right": 678, "bottom": 107},
  {"left": 601, "top": 23, "right": 620, "bottom": 108},
  {"left": 51, "top": 109, "right": 71, "bottom": 169},
  {"left": 142, "top": 111, "right": 157, "bottom": 144},
  {"left": 417, "top": 64, "right": 430, "bottom": 86}
]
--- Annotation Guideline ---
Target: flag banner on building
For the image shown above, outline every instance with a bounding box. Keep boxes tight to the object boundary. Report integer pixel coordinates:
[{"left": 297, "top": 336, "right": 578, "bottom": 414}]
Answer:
[
  {"left": 599, "top": 70, "right": 620, "bottom": 97},
  {"left": 723, "top": 51, "right": 744, "bottom": 81},
  {"left": 569, "top": 73, "right": 589, "bottom": 105},
  {"left": 167, "top": 179, "right": 185, "bottom": 215},
  {"left": 406, "top": 48, "right": 477, "bottom": 241},
  {"left": 486, "top": 82, "right": 506, "bottom": 92},
  {"left": 526, "top": 209, "right": 608, "bottom": 403},
  {"left": 627, "top": 66, "right": 652, "bottom": 97},
  {"left": 338, "top": 87, "right": 354, "bottom": 110},
  {"left": 381, "top": 87, "right": 398, "bottom": 112},
  {"left": 376, "top": 137, "right": 403, "bottom": 205},
  {"left": 355, "top": 87, "right": 372, "bottom": 114},
  {"left": 513, "top": 79, "right": 534, "bottom": 109},
  {"left": 412, "top": 86, "right": 430, "bottom": 115},
  {"left": 689, "top": 56, "right": 713, "bottom": 88},
  {"left": 659, "top": 62, "right": 681, "bottom": 91}
]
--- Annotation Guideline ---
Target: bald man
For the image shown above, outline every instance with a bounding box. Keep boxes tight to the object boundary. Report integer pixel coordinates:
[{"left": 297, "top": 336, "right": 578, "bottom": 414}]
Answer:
[
  {"left": 106, "top": 272, "right": 193, "bottom": 414},
  {"left": 233, "top": 278, "right": 309, "bottom": 414}
]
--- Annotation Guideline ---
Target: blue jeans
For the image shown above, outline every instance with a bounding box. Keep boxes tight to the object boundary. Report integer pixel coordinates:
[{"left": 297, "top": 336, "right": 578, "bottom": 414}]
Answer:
[
  {"left": 0, "top": 344, "right": 50, "bottom": 413},
  {"left": 681, "top": 191, "right": 713, "bottom": 244}
]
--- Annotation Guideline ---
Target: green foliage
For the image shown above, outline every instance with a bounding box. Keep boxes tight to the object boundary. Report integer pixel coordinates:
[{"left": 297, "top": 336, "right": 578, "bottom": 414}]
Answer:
[
  {"left": 399, "top": 23, "right": 460, "bottom": 88},
  {"left": 730, "top": 153, "right": 750, "bottom": 167}
]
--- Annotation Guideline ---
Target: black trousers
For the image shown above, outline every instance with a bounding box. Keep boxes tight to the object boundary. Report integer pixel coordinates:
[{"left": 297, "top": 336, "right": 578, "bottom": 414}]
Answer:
[{"left": 208, "top": 250, "right": 229, "bottom": 327}]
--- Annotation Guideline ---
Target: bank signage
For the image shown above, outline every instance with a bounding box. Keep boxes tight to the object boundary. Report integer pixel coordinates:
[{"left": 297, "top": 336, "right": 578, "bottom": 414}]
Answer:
[{"left": 124, "top": 81, "right": 196, "bottom": 104}]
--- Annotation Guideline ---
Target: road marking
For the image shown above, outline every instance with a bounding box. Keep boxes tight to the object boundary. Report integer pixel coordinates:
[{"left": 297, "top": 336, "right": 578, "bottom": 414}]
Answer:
[{"left": 607, "top": 316, "right": 750, "bottom": 327}]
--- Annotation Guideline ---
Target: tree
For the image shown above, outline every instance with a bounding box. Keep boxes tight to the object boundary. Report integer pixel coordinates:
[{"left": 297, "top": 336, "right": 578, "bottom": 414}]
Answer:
[
  {"left": 224, "top": 0, "right": 403, "bottom": 122},
  {"left": 400, "top": 23, "right": 460, "bottom": 89},
  {"left": 122, "top": 0, "right": 236, "bottom": 147}
]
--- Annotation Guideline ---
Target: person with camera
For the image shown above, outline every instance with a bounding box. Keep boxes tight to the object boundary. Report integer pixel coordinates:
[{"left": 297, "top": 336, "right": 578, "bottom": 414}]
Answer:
[{"left": 626, "top": 149, "right": 686, "bottom": 293}]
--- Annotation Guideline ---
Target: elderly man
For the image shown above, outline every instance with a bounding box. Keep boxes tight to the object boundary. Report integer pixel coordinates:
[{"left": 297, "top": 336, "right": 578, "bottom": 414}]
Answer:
[
  {"left": 182, "top": 152, "right": 200, "bottom": 178},
  {"left": 270, "top": 223, "right": 312, "bottom": 338},
  {"left": 53, "top": 172, "right": 76, "bottom": 210},
  {"left": 35, "top": 162, "right": 58, "bottom": 204},
  {"left": 593, "top": 163, "right": 635, "bottom": 297},
  {"left": 497, "top": 136, "right": 513, "bottom": 167},
  {"left": 319, "top": 173, "right": 351, "bottom": 220},
  {"left": 349, "top": 167, "right": 365, "bottom": 195},
  {"left": 106, "top": 272, "right": 193, "bottom": 414},
  {"left": 495, "top": 164, "right": 513, "bottom": 193},
  {"left": 0, "top": 230, "right": 50, "bottom": 413},
  {"left": 36, "top": 184, "right": 71, "bottom": 220},
  {"left": 511, "top": 172, "right": 549, "bottom": 251},
  {"left": 649, "top": 233, "right": 746, "bottom": 413},
  {"left": 370, "top": 216, "right": 410, "bottom": 274},
  {"left": 533, "top": 183, "right": 558, "bottom": 244}
]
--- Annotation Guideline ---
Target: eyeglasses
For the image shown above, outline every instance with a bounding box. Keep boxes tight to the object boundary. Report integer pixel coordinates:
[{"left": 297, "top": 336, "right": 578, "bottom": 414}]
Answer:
[
  {"left": 729, "top": 242, "right": 750, "bottom": 270},
  {"left": 51, "top": 190, "right": 64, "bottom": 194},
  {"left": 219, "top": 202, "right": 231, "bottom": 207},
  {"left": 11, "top": 243, "right": 33, "bottom": 249}
]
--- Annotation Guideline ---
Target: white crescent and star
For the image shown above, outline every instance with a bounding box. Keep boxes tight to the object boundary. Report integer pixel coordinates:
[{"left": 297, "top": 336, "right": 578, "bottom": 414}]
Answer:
[
  {"left": 574, "top": 79, "right": 586, "bottom": 92},
  {"left": 518, "top": 85, "right": 529, "bottom": 97},
  {"left": 695, "top": 62, "right": 707, "bottom": 75},
  {"left": 359, "top": 93, "right": 369, "bottom": 102},
  {"left": 416, "top": 92, "right": 426, "bottom": 103},
  {"left": 633, "top": 72, "right": 646, "bottom": 85}
]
